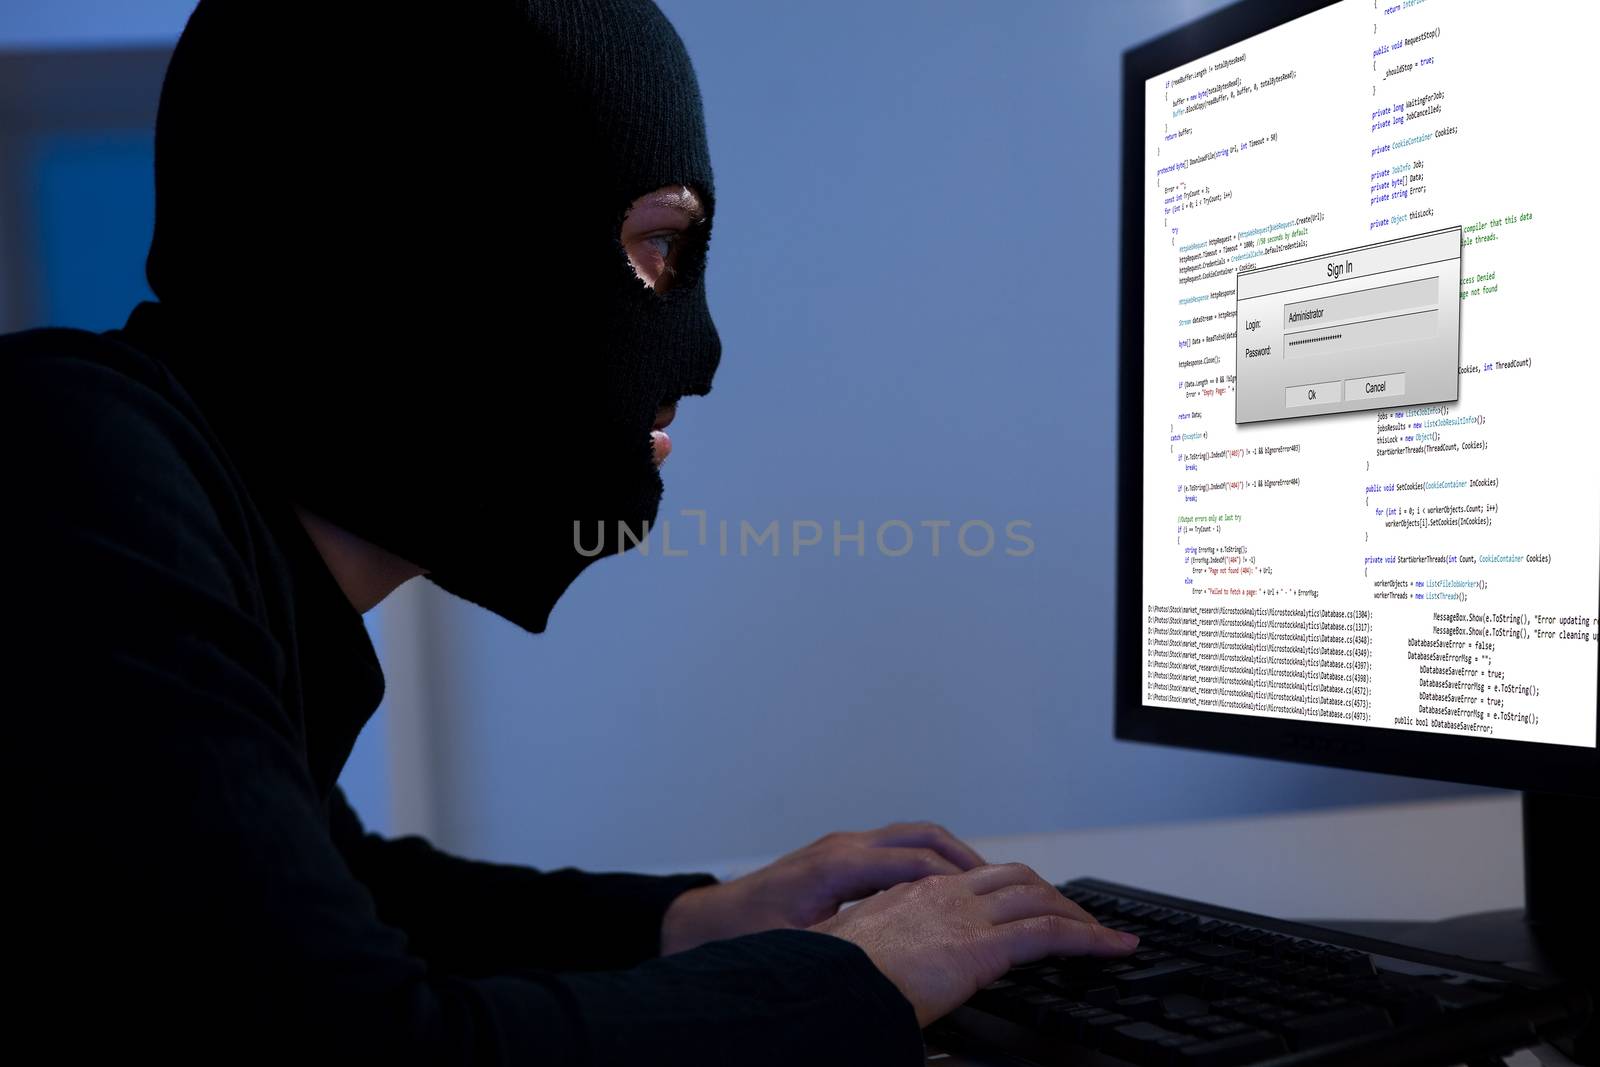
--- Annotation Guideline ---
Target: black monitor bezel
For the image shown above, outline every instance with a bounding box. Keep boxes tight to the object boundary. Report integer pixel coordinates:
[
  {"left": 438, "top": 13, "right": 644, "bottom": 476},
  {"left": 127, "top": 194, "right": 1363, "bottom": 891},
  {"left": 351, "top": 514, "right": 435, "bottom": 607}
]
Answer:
[{"left": 1115, "top": 0, "right": 1600, "bottom": 798}]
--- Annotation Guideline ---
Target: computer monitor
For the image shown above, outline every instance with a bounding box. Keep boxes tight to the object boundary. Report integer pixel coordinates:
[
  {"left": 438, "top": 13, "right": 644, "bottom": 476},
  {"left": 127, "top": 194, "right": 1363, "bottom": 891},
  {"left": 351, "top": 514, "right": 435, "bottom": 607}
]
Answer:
[{"left": 1116, "top": 0, "right": 1598, "bottom": 952}]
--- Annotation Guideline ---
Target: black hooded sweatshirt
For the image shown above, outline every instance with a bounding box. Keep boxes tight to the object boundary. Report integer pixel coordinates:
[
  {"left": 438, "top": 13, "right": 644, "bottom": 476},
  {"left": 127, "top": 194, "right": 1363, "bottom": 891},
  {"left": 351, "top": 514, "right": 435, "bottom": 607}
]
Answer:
[{"left": 5, "top": 0, "right": 925, "bottom": 1062}]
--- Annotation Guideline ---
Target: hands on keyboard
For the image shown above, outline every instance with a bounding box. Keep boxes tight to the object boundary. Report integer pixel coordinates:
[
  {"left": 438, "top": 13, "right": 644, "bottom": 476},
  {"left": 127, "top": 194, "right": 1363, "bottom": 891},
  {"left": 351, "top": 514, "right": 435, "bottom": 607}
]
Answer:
[{"left": 937, "top": 879, "right": 1590, "bottom": 1067}]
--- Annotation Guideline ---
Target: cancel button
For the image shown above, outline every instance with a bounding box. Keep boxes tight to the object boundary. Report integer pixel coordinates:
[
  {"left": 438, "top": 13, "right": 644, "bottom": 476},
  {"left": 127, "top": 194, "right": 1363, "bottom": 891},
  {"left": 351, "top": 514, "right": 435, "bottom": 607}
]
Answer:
[{"left": 1345, "top": 372, "right": 1405, "bottom": 400}]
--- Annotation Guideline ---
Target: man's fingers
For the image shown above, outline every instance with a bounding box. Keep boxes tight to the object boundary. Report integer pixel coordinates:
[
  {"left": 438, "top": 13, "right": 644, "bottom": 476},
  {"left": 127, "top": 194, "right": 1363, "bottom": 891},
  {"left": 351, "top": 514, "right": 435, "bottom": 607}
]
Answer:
[
  {"left": 996, "top": 914, "right": 1140, "bottom": 968},
  {"left": 959, "top": 861, "right": 1051, "bottom": 896},
  {"left": 979, "top": 883, "right": 1099, "bottom": 927},
  {"left": 864, "top": 821, "right": 986, "bottom": 870},
  {"left": 823, "top": 846, "right": 964, "bottom": 901}
]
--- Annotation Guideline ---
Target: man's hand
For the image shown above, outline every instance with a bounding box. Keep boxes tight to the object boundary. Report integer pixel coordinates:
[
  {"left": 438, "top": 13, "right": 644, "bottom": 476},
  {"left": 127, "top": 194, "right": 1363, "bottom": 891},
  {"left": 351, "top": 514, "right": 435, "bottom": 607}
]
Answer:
[
  {"left": 811, "top": 862, "right": 1139, "bottom": 1027},
  {"left": 660, "top": 821, "right": 986, "bottom": 955}
]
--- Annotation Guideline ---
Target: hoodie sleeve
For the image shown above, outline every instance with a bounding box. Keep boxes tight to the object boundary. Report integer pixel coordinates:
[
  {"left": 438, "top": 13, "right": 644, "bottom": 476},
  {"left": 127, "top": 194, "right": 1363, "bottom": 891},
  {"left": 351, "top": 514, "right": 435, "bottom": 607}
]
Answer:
[
  {"left": 325, "top": 786, "right": 719, "bottom": 974},
  {"left": 8, "top": 340, "right": 927, "bottom": 1065}
]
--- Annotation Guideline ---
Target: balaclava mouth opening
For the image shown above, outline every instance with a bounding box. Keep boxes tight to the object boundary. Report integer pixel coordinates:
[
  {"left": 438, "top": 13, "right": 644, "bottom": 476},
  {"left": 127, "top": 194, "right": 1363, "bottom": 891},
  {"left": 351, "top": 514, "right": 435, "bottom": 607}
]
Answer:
[{"left": 123, "top": 0, "right": 722, "bottom": 633}]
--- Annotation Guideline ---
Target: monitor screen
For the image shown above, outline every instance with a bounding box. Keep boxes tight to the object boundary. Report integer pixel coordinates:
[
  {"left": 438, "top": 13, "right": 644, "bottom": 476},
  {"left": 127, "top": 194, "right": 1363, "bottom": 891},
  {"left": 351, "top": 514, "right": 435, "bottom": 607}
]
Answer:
[{"left": 1133, "top": 0, "right": 1598, "bottom": 755}]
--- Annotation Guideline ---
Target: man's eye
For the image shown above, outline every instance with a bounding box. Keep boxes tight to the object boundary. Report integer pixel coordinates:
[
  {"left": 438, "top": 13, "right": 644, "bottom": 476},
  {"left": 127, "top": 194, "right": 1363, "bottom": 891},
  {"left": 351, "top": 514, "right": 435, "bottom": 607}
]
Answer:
[{"left": 625, "top": 231, "right": 685, "bottom": 291}]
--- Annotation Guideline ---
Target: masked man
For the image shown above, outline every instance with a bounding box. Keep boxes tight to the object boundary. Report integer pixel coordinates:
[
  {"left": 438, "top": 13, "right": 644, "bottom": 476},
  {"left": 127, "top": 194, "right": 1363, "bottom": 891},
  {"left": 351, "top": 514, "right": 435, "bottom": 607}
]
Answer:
[{"left": 7, "top": 2, "right": 1134, "bottom": 1062}]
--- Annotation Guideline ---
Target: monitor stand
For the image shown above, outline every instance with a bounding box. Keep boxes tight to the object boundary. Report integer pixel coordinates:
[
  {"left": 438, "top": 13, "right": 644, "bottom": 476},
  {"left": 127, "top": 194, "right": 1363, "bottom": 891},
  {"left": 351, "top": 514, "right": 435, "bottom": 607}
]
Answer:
[{"left": 1312, "top": 792, "right": 1597, "bottom": 1063}]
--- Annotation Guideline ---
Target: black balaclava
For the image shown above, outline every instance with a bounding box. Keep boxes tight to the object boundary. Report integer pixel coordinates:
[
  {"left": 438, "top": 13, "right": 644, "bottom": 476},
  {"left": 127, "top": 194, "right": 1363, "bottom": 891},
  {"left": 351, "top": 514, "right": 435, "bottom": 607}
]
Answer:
[{"left": 121, "top": 0, "right": 721, "bottom": 633}]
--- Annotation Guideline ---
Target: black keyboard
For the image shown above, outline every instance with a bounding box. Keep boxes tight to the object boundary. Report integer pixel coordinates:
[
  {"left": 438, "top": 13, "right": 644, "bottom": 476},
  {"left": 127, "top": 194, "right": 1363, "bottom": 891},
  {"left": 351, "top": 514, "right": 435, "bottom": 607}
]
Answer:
[{"left": 928, "top": 878, "right": 1593, "bottom": 1067}]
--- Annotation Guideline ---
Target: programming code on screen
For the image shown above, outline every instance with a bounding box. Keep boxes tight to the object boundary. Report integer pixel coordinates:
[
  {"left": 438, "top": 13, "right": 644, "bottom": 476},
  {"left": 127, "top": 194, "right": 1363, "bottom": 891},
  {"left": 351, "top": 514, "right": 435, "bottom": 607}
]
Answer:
[{"left": 1141, "top": 0, "right": 1599, "bottom": 747}]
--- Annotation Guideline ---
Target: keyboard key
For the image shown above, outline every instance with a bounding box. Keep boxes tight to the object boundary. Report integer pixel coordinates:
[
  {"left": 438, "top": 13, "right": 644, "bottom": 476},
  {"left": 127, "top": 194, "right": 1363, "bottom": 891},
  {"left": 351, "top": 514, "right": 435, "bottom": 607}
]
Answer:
[
  {"left": 1037, "top": 1005, "right": 1108, "bottom": 1040},
  {"left": 1112, "top": 958, "right": 1201, "bottom": 995},
  {"left": 1276, "top": 964, "right": 1328, "bottom": 986},
  {"left": 1211, "top": 997, "right": 1269, "bottom": 1020},
  {"left": 1247, "top": 960, "right": 1291, "bottom": 979},
  {"left": 1105, "top": 1021, "right": 1184, "bottom": 1061},
  {"left": 1158, "top": 1033, "right": 1203, "bottom": 1055},
  {"left": 1176, "top": 1029, "right": 1288, "bottom": 1066},
  {"left": 1223, "top": 976, "right": 1270, "bottom": 994},
  {"left": 1005, "top": 991, "right": 1067, "bottom": 1026},
  {"left": 965, "top": 986, "right": 1024, "bottom": 1018},
  {"left": 1364, "top": 988, "right": 1443, "bottom": 1024},
  {"left": 1256, "top": 934, "right": 1294, "bottom": 956},
  {"left": 1113, "top": 994, "right": 1163, "bottom": 1020},
  {"left": 1190, "top": 942, "right": 1253, "bottom": 961},
  {"left": 1281, "top": 1004, "right": 1393, "bottom": 1049},
  {"left": 1331, "top": 951, "right": 1376, "bottom": 975},
  {"left": 1059, "top": 1010, "right": 1132, "bottom": 1048},
  {"left": 1036, "top": 974, "right": 1093, "bottom": 999},
  {"left": 1181, "top": 1014, "right": 1226, "bottom": 1031},
  {"left": 1196, "top": 968, "right": 1245, "bottom": 996},
  {"left": 1162, "top": 994, "right": 1211, "bottom": 1019},
  {"left": 1045, "top": 955, "right": 1119, "bottom": 980},
  {"left": 1432, "top": 981, "right": 1506, "bottom": 1010}
]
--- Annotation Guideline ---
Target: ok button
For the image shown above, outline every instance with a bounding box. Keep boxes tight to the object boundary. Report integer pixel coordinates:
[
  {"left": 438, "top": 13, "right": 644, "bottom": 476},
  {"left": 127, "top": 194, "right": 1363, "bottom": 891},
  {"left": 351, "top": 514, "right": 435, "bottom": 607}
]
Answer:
[{"left": 1285, "top": 380, "right": 1342, "bottom": 408}]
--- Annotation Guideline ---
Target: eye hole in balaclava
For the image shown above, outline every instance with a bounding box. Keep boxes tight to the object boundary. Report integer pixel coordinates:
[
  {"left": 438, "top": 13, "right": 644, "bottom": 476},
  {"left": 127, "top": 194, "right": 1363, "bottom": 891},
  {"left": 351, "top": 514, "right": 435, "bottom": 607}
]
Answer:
[
  {"left": 620, "top": 184, "right": 709, "bottom": 295},
  {"left": 122, "top": 0, "right": 722, "bottom": 634}
]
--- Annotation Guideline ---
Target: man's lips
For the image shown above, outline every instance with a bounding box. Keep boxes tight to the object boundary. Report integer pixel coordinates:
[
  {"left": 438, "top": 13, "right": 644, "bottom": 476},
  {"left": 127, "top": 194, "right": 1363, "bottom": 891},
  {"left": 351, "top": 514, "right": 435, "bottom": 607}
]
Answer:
[
  {"left": 650, "top": 429, "right": 672, "bottom": 467},
  {"left": 651, "top": 403, "right": 676, "bottom": 467}
]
